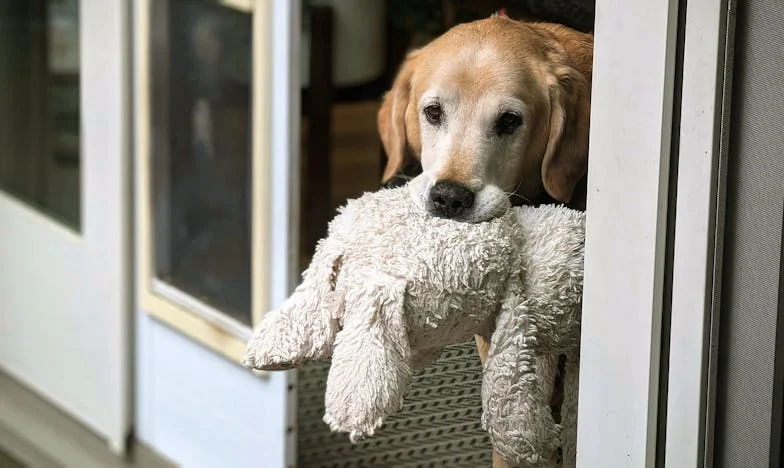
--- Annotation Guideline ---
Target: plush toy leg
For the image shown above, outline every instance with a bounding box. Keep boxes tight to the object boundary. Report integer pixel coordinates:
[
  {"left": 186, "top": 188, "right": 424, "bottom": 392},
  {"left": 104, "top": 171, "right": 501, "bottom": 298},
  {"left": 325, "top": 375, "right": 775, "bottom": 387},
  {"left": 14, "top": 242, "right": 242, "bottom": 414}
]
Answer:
[
  {"left": 560, "top": 353, "right": 579, "bottom": 468},
  {"left": 243, "top": 251, "right": 345, "bottom": 371},
  {"left": 476, "top": 335, "right": 516, "bottom": 468},
  {"left": 483, "top": 351, "right": 560, "bottom": 468},
  {"left": 323, "top": 276, "right": 411, "bottom": 443},
  {"left": 483, "top": 292, "right": 561, "bottom": 467}
]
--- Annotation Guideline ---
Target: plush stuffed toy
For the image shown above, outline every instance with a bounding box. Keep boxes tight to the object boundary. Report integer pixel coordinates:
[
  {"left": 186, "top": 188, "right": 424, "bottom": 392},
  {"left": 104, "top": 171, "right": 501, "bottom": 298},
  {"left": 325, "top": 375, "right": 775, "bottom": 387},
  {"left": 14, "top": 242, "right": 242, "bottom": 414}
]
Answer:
[{"left": 243, "top": 175, "right": 585, "bottom": 467}]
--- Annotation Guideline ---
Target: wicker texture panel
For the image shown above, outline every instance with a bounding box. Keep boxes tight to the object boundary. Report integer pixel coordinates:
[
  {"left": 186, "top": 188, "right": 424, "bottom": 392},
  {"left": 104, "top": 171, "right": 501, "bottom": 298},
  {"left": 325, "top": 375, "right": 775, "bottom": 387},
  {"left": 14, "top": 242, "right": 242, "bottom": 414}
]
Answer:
[{"left": 297, "top": 342, "right": 493, "bottom": 467}]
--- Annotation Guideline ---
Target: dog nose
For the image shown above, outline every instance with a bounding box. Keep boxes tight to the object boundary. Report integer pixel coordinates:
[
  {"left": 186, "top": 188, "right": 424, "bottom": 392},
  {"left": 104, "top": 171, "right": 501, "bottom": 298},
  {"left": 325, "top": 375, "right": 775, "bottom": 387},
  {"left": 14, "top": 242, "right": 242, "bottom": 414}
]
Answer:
[{"left": 428, "top": 181, "right": 475, "bottom": 219}]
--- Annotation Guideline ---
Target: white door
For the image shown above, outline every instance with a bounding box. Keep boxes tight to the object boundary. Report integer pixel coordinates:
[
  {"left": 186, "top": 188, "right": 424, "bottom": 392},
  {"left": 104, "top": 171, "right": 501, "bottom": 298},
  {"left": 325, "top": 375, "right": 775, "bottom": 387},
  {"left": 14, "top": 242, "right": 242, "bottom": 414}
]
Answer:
[{"left": 0, "top": 0, "right": 131, "bottom": 453}]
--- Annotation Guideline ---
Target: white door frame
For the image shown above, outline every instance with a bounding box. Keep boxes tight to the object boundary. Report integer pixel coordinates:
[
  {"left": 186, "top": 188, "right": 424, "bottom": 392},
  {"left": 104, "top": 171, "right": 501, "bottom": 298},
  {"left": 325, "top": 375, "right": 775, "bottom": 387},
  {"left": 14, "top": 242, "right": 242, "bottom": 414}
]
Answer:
[
  {"left": 665, "top": 0, "right": 734, "bottom": 465},
  {"left": 270, "top": 3, "right": 301, "bottom": 463},
  {"left": 82, "top": 0, "right": 132, "bottom": 452},
  {"left": 576, "top": 0, "right": 680, "bottom": 465},
  {"left": 578, "top": 0, "right": 740, "bottom": 464},
  {"left": 0, "top": 0, "right": 131, "bottom": 454}
]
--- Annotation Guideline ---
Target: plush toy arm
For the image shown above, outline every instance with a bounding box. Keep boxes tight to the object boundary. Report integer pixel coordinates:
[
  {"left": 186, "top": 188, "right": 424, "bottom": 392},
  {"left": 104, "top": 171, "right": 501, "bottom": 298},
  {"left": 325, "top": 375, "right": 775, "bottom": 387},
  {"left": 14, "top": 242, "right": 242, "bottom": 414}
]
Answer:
[
  {"left": 482, "top": 291, "right": 561, "bottom": 468},
  {"left": 323, "top": 273, "right": 412, "bottom": 443},
  {"left": 243, "top": 244, "right": 344, "bottom": 371}
]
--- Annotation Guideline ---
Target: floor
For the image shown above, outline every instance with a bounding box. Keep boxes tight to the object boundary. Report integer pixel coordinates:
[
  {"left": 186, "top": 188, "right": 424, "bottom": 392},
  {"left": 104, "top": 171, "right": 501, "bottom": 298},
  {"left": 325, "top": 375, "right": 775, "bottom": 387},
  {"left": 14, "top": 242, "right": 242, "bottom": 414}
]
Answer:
[{"left": 0, "top": 369, "right": 176, "bottom": 468}]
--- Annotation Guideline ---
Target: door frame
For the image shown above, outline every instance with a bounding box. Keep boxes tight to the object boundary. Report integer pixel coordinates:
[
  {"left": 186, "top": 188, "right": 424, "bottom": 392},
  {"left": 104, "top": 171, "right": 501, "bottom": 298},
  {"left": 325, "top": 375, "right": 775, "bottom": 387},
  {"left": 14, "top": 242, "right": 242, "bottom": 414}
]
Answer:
[
  {"left": 664, "top": 0, "right": 734, "bottom": 465},
  {"left": 576, "top": 0, "right": 680, "bottom": 465},
  {"left": 578, "top": 0, "right": 740, "bottom": 464}
]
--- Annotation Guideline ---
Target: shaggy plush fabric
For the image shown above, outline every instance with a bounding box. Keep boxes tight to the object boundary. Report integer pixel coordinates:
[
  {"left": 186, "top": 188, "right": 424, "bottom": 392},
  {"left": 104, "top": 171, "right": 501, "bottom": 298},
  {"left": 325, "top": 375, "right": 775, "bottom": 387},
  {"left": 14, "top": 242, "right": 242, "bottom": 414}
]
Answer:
[
  {"left": 482, "top": 205, "right": 584, "bottom": 468},
  {"left": 243, "top": 175, "right": 584, "bottom": 466}
]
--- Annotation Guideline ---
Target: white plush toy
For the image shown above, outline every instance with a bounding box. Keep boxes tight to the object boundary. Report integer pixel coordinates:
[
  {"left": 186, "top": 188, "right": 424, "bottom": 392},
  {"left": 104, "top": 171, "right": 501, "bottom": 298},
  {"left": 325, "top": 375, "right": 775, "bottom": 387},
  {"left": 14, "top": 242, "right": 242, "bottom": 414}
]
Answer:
[{"left": 243, "top": 175, "right": 584, "bottom": 468}]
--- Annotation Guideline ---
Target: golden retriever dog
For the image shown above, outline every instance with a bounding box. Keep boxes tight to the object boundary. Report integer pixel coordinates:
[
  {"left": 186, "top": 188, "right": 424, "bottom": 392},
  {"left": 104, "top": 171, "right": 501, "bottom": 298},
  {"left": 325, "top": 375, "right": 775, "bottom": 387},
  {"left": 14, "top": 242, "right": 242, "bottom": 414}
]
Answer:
[{"left": 378, "top": 16, "right": 593, "bottom": 468}]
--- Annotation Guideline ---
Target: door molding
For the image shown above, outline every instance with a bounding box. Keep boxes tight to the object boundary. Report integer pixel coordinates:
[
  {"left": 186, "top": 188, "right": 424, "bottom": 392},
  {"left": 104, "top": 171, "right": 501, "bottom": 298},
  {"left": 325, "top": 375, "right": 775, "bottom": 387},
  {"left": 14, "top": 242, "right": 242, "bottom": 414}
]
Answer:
[
  {"left": 577, "top": 0, "right": 681, "bottom": 465},
  {"left": 664, "top": 0, "right": 735, "bottom": 465}
]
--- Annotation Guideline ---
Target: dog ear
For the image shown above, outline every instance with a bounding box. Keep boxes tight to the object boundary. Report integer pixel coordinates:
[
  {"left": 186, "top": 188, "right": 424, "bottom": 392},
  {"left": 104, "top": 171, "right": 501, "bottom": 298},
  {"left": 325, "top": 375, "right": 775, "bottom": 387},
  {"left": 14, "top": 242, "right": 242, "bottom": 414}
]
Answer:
[
  {"left": 541, "top": 63, "right": 591, "bottom": 204},
  {"left": 378, "top": 50, "right": 420, "bottom": 184},
  {"left": 534, "top": 25, "right": 592, "bottom": 204}
]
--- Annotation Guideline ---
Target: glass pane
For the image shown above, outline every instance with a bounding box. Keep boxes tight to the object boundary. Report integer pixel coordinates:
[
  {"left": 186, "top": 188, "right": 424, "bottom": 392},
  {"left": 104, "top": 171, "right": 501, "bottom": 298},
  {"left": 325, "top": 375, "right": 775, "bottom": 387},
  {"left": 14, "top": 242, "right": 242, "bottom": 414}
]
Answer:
[
  {"left": 0, "top": 0, "right": 81, "bottom": 229},
  {"left": 153, "top": 0, "right": 253, "bottom": 325}
]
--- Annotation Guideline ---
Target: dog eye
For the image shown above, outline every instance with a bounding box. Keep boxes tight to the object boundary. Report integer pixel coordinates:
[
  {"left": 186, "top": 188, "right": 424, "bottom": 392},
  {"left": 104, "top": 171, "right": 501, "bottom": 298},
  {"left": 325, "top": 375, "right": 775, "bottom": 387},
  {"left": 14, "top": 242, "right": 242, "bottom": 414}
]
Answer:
[
  {"left": 496, "top": 112, "right": 523, "bottom": 135},
  {"left": 423, "top": 104, "right": 443, "bottom": 125}
]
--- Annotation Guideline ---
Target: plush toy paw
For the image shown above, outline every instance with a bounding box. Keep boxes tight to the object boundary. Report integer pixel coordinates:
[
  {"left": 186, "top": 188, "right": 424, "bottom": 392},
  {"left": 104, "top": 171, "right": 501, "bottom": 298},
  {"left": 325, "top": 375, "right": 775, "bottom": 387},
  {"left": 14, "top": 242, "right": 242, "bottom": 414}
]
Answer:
[
  {"left": 243, "top": 289, "right": 342, "bottom": 370},
  {"left": 482, "top": 399, "right": 561, "bottom": 468},
  {"left": 323, "top": 326, "right": 410, "bottom": 444},
  {"left": 322, "top": 350, "right": 409, "bottom": 444},
  {"left": 323, "top": 409, "right": 386, "bottom": 444},
  {"left": 483, "top": 289, "right": 563, "bottom": 467},
  {"left": 243, "top": 310, "right": 307, "bottom": 370}
]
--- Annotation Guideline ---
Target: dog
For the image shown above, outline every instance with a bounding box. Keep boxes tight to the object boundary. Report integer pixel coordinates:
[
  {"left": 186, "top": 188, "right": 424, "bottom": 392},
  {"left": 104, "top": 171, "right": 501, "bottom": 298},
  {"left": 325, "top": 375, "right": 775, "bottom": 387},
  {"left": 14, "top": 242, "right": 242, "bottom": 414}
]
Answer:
[{"left": 378, "top": 16, "right": 593, "bottom": 468}]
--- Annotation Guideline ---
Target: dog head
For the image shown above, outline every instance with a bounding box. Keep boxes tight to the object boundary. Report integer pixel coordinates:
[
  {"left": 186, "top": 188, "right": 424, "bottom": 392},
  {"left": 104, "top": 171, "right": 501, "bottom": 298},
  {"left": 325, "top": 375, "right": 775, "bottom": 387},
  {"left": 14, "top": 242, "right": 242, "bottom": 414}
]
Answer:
[{"left": 379, "top": 17, "right": 592, "bottom": 222}]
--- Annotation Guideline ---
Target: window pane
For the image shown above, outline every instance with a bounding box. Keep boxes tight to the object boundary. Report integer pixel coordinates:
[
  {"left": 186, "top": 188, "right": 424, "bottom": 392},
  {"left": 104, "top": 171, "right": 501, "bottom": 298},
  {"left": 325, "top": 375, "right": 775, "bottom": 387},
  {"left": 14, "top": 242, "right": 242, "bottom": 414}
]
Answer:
[
  {"left": 153, "top": 0, "right": 253, "bottom": 325},
  {"left": 0, "top": 0, "right": 81, "bottom": 229}
]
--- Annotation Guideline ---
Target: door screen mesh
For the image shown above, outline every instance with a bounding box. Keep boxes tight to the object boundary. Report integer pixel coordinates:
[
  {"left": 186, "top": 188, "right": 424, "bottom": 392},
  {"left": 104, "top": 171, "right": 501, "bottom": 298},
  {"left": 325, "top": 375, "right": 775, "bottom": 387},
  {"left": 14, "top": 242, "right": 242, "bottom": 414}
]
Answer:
[{"left": 713, "top": 0, "right": 784, "bottom": 465}]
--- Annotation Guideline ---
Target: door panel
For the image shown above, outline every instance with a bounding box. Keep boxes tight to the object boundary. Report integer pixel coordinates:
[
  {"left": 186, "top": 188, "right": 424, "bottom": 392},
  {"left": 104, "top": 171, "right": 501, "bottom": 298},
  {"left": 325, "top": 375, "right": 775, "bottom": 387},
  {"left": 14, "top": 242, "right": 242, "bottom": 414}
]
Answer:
[{"left": 0, "top": 0, "right": 131, "bottom": 453}]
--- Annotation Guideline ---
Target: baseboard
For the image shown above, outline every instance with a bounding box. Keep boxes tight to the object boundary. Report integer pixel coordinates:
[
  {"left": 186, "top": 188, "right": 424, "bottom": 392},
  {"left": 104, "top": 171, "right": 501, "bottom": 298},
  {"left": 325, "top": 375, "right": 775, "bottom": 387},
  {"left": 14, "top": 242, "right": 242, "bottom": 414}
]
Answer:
[{"left": 0, "top": 369, "right": 176, "bottom": 468}]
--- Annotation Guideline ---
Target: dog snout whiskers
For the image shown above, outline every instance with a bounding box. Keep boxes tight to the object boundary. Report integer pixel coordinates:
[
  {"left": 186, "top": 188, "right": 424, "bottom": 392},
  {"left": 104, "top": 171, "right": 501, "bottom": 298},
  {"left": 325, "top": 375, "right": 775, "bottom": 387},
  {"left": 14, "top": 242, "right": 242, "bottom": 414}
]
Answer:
[{"left": 428, "top": 181, "right": 475, "bottom": 219}]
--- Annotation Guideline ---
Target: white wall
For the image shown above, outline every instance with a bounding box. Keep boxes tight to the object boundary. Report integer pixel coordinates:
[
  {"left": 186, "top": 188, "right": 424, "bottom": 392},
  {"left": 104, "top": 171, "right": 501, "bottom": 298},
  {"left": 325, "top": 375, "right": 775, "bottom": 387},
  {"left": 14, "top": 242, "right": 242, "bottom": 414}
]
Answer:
[{"left": 134, "top": 1, "right": 300, "bottom": 466}]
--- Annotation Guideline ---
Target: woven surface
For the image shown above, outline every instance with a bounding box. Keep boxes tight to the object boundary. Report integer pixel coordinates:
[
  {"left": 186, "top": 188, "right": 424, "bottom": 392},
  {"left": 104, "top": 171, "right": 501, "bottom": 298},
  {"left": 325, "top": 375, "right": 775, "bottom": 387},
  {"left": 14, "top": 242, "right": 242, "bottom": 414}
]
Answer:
[
  {"left": 714, "top": 0, "right": 784, "bottom": 465},
  {"left": 297, "top": 341, "right": 492, "bottom": 467}
]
